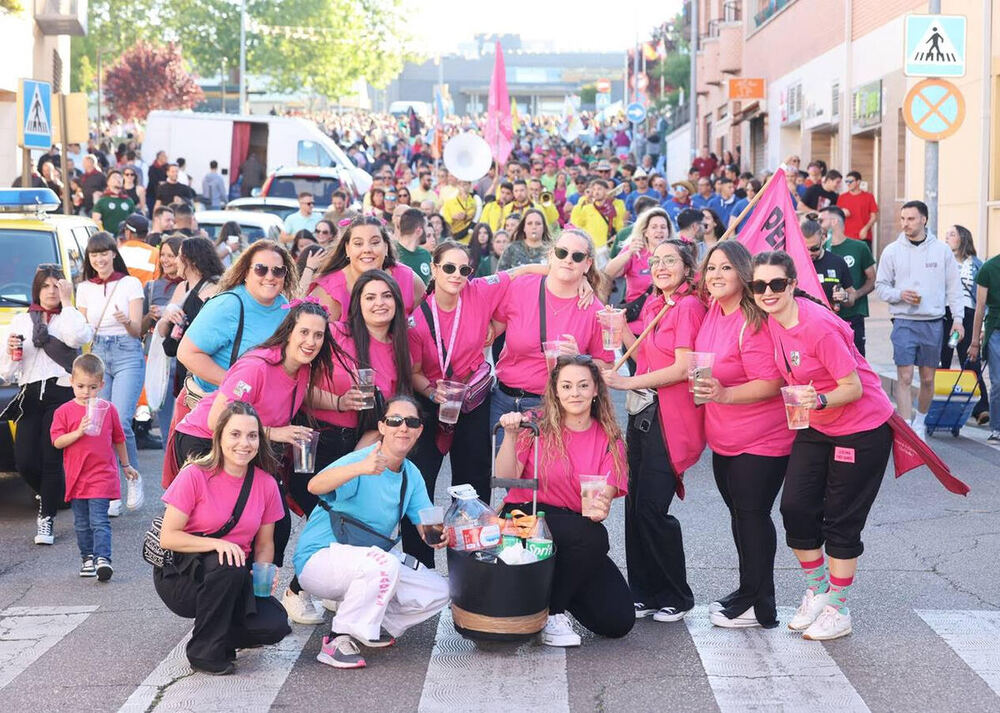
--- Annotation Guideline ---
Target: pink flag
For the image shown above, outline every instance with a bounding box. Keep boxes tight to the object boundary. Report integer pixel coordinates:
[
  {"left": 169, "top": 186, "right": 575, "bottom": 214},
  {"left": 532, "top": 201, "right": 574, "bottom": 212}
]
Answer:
[
  {"left": 484, "top": 41, "right": 513, "bottom": 166},
  {"left": 736, "top": 168, "right": 829, "bottom": 306}
]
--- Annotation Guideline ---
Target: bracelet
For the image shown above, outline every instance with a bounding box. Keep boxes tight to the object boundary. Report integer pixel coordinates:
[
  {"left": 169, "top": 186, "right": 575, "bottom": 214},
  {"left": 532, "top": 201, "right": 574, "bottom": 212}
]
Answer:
[{"left": 335, "top": 394, "right": 342, "bottom": 411}]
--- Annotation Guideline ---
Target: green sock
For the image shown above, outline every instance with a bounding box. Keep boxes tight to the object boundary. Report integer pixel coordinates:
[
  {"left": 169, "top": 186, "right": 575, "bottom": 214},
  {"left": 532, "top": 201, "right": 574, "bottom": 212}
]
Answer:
[
  {"left": 800, "top": 556, "right": 828, "bottom": 593},
  {"left": 828, "top": 575, "right": 853, "bottom": 614}
]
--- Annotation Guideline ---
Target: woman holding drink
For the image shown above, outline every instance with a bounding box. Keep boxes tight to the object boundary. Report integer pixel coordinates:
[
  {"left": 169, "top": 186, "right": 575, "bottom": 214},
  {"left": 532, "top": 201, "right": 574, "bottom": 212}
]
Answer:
[
  {"left": 751, "top": 251, "right": 894, "bottom": 641},
  {"left": 691, "top": 242, "right": 793, "bottom": 629},
  {"left": 602, "top": 207, "right": 672, "bottom": 333},
  {"left": 603, "top": 239, "right": 706, "bottom": 623},
  {"left": 495, "top": 355, "right": 633, "bottom": 647}
]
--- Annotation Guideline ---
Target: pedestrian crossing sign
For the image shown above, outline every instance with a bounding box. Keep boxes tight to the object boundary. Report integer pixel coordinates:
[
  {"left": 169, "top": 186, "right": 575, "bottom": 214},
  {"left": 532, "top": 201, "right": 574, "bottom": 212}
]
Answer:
[
  {"left": 18, "top": 79, "right": 52, "bottom": 150},
  {"left": 904, "top": 15, "right": 966, "bottom": 78}
]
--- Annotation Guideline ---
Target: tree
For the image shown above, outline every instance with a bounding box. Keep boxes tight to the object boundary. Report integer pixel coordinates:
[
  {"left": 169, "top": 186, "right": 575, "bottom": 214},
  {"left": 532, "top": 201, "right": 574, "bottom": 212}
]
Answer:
[{"left": 102, "top": 42, "right": 205, "bottom": 120}]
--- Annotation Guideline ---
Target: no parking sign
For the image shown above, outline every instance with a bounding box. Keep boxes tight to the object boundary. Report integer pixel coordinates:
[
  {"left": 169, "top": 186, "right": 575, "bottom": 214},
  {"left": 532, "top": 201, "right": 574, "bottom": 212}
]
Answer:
[{"left": 903, "top": 78, "right": 965, "bottom": 141}]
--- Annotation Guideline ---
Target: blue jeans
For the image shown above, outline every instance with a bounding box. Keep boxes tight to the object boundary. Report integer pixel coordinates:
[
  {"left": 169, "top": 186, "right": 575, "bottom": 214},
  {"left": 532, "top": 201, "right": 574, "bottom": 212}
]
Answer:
[
  {"left": 71, "top": 498, "right": 112, "bottom": 560},
  {"left": 156, "top": 358, "right": 177, "bottom": 435},
  {"left": 91, "top": 335, "right": 145, "bottom": 473},
  {"left": 489, "top": 385, "right": 542, "bottom": 447},
  {"left": 987, "top": 331, "right": 1000, "bottom": 429}
]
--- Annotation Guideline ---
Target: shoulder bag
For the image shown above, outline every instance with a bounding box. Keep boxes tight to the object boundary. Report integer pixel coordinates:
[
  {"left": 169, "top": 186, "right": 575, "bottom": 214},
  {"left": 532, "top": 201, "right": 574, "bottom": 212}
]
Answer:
[
  {"left": 314, "top": 459, "right": 407, "bottom": 551},
  {"left": 182, "top": 290, "right": 245, "bottom": 409},
  {"left": 420, "top": 301, "right": 494, "bottom": 413}
]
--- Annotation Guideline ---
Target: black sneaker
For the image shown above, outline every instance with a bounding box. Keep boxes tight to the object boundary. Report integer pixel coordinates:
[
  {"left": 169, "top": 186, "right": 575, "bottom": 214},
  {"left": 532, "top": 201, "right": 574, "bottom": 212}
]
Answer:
[
  {"left": 189, "top": 657, "right": 236, "bottom": 676},
  {"left": 79, "top": 556, "right": 97, "bottom": 577},
  {"left": 96, "top": 557, "right": 113, "bottom": 582}
]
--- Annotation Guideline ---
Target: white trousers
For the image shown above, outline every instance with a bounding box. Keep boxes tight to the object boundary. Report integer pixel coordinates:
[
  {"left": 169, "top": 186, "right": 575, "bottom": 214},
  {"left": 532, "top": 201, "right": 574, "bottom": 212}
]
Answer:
[{"left": 298, "top": 543, "right": 449, "bottom": 642}]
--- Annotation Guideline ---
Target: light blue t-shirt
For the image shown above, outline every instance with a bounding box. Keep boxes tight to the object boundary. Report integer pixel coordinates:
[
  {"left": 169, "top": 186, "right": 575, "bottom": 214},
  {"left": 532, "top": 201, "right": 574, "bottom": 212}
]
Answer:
[
  {"left": 292, "top": 445, "right": 432, "bottom": 575},
  {"left": 283, "top": 211, "right": 322, "bottom": 235},
  {"left": 183, "top": 284, "right": 288, "bottom": 393}
]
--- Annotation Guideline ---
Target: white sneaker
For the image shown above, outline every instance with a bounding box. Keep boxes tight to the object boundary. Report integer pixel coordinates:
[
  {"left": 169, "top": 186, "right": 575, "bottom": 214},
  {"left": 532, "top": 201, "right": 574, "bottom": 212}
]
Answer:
[
  {"left": 788, "top": 589, "right": 831, "bottom": 631},
  {"left": 802, "top": 605, "right": 852, "bottom": 641},
  {"left": 34, "top": 515, "right": 54, "bottom": 545},
  {"left": 126, "top": 475, "right": 144, "bottom": 510},
  {"left": 634, "top": 602, "right": 657, "bottom": 619},
  {"left": 281, "top": 588, "right": 325, "bottom": 625},
  {"left": 541, "top": 613, "right": 581, "bottom": 647},
  {"left": 652, "top": 606, "right": 692, "bottom": 623},
  {"left": 107, "top": 499, "right": 122, "bottom": 518},
  {"left": 708, "top": 601, "right": 724, "bottom": 615},
  {"left": 321, "top": 599, "right": 340, "bottom": 613},
  {"left": 710, "top": 606, "right": 761, "bottom": 629}
]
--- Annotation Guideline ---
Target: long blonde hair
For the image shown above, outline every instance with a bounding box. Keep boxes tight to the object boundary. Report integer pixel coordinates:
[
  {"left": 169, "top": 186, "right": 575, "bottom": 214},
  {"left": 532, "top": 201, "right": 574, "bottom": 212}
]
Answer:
[{"left": 631, "top": 207, "right": 673, "bottom": 251}]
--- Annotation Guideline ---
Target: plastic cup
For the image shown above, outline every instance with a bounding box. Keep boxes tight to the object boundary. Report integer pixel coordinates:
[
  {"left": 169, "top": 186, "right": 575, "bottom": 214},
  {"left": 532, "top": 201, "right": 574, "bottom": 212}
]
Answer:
[
  {"left": 543, "top": 340, "right": 568, "bottom": 372},
  {"left": 437, "top": 380, "right": 468, "bottom": 425},
  {"left": 687, "top": 352, "right": 715, "bottom": 397},
  {"left": 780, "top": 386, "right": 813, "bottom": 430},
  {"left": 597, "top": 308, "right": 625, "bottom": 351},
  {"left": 579, "top": 475, "right": 606, "bottom": 517},
  {"left": 356, "top": 368, "right": 376, "bottom": 409},
  {"left": 419, "top": 506, "right": 445, "bottom": 545},
  {"left": 292, "top": 430, "right": 320, "bottom": 473},
  {"left": 251, "top": 562, "right": 277, "bottom": 597},
  {"left": 84, "top": 398, "right": 110, "bottom": 436}
]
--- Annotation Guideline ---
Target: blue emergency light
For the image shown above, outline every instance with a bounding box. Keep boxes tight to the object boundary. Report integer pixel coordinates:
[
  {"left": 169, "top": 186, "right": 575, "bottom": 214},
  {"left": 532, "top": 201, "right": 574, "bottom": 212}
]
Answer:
[{"left": 0, "top": 188, "right": 61, "bottom": 213}]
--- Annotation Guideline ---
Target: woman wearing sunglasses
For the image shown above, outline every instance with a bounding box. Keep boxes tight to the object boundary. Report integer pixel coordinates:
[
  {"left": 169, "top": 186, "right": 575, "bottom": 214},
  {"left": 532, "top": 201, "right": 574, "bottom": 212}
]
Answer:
[
  {"left": 602, "top": 239, "right": 706, "bottom": 625},
  {"left": 751, "top": 251, "right": 893, "bottom": 641},
  {"left": 690, "top": 242, "right": 793, "bottom": 630},
  {"left": 293, "top": 395, "right": 449, "bottom": 670},
  {"left": 122, "top": 168, "right": 146, "bottom": 215},
  {"left": 308, "top": 216, "right": 425, "bottom": 322},
  {"left": 495, "top": 355, "right": 633, "bottom": 647}
]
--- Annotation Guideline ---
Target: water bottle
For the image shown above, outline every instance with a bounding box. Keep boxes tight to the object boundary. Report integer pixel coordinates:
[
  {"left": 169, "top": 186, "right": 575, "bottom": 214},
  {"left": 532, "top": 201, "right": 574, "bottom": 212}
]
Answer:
[
  {"left": 498, "top": 514, "right": 520, "bottom": 552},
  {"left": 525, "top": 511, "right": 553, "bottom": 561},
  {"left": 948, "top": 330, "right": 960, "bottom": 349}
]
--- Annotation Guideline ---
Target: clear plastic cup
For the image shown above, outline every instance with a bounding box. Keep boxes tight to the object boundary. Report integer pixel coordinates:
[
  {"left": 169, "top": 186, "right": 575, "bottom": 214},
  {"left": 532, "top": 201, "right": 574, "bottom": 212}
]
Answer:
[
  {"left": 251, "top": 562, "right": 277, "bottom": 597},
  {"left": 292, "top": 431, "right": 320, "bottom": 473},
  {"left": 419, "top": 506, "right": 445, "bottom": 545},
  {"left": 780, "top": 386, "right": 813, "bottom": 430},
  {"left": 356, "top": 368, "right": 376, "bottom": 409},
  {"left": 597, "top": 308, "right": 625, "bottom": 351},
  {"left": 687, "top": 352, "right": 715, "bottom": 396},
  {"left": 579, "top": 475, "right": 606, "bottom": 517},
  {"left": 436, "top": 380, "right": 468, "bottom": 425},
  {"left": 543, "top": 340, "right": 568, "bottom": 372},
  {"left": 84, "top": 398, "right": 110, "bottom": 436}
]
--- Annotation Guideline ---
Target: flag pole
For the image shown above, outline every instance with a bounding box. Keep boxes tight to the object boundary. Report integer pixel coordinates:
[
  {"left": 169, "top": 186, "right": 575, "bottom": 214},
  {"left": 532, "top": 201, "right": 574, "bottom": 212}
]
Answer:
[{"left": 719, "top": 168, "right": 781, "bottom": 241}]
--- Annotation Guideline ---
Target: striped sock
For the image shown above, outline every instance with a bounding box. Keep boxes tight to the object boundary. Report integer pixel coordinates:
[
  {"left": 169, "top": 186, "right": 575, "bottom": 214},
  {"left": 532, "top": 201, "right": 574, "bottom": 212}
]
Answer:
[
  {"left": 800, "top": 556, "right": 828, "bottom": 594},
  {"left": 828, "top": 575, "right": 854, "bottom": 614}
]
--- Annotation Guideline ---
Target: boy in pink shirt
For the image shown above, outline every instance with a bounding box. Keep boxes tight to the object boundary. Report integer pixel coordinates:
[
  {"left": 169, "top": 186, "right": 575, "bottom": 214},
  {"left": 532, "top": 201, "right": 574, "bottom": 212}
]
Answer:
[{"left": 51, "top": 354, "right": 139, "bottom": 581}]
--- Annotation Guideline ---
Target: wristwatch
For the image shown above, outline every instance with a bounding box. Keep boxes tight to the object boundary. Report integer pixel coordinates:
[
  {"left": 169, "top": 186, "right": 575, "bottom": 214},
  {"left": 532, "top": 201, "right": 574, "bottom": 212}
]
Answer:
[{"left": 815, "top": 393, "right": 828, "bottom": 411}]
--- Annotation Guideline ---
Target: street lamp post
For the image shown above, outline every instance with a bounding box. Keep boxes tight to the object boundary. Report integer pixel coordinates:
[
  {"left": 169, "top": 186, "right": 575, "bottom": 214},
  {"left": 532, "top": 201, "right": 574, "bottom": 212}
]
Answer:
[{"left": 239, "top": 0, "right": 247, "bottom": 114}]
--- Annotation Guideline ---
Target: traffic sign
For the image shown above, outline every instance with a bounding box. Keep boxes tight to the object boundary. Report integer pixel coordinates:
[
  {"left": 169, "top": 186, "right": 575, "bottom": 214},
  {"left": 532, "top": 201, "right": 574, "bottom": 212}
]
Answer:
[
  {"left": 18, "top": 79, "right": 52, "bottom": 150},
  {"left": 903, "top": 78, "right": 965, "bottom": 141},
  {"left": 595, "top": 78, "right": 611, "bottom": 94},
  {"left": 626, "top": 102, "right": 647, "bottom": 124},
  {"left": 904, "top": 15, "right": 966, "bottom": 77}
]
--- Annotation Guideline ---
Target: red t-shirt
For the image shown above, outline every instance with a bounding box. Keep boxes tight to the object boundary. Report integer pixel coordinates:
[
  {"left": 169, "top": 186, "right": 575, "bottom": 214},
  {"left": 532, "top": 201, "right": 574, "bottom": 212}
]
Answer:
[
  {"left": 694, "top": 303, "right": 794, "bottom": 457},
  {"left": 766, "top": 297, "right": 893, "bottom": 436},
  {"left": 836, "top": 190, "right": 879, "bottom": 240},
  {"left": 504, "top": 420, "right": 628, "bottom": 513},
  {"left": 312, "top": 263, "right": 419, "bottom": 317},
  {"left": 51, "top": 399, "right": 126, "bottom": 500},
  {"left": 162, "top": 464, "right": 285, "bottom": 555},
  {"left": 409, "top": 272, "right": 511, "bottom": 385},
  {"left": 493, "top": 274, "right": 614, "bottom": 393}
]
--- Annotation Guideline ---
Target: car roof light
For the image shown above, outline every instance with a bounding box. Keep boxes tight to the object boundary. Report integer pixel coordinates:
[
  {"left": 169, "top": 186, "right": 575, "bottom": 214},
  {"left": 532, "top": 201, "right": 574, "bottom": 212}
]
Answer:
[{"left": 0, "top": 188, "right": 61, "bottom": 214}]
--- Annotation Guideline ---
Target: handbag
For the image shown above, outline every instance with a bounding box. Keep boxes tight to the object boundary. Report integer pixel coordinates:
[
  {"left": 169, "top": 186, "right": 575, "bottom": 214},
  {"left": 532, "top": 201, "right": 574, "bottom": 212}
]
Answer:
[
  {"left": 419, "top": 301, "right": 494, "bottom": 414},
  {"left": 314, "top": 458, "right": 407, "bottom": 551},
  {"left": 621, "top": 285, "right": 653, "bottom": 324},
  {"left": 144, "top": 332, "right": 170, "bottom": 411},
  {"left": 142, "top": 465, "right": 256, "bottom": 568}
]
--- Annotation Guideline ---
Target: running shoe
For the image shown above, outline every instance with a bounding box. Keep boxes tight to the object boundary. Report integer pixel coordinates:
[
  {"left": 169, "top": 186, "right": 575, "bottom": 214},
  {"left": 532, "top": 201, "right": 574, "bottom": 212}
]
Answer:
[
  {"left": 540, "top": 613, "right": 581, "bottom": 647},
  {"left": 987, "top": 431, "right": 1000, "bottom": 444},
  {"left": 634, "top": 602, "right": 657, "bottom": 619},
  {"left": 652, "top": 606, "right": 692, "bottom": 623},
  {"left": 317, "top": 634, "right": 366, "bottom": 669},
  {"left": 357, "top": 631, "right": 396, "bottom": 648},
  {"left": 79, "top": 556, "right": 96, "bottom": 577},
  {"left": 107, "top": 499, "right": 122, "bottom": 517},
  {"left": 281, "top": 588, "right": 325, "bottom": 625},
  {"left": 802, "top": 605, "right": 852, "bottom": 641},
  {"left": 321, "top": 599, "right": 340, "bottom": 613},
  {"left": 96, "top": 557, "right": 113, "bottom": 582},
  {"left": 710, "top": 606, "right": 761, "bottom": 629},
  {"left": 34, "top": 515, "right": 54, "bottom": 545},
  {"left": 189, "top": 657, "right": 235, "bottom": 676},
  {"left": 788, "top": 589, "right": 831, "bottom": 631}
]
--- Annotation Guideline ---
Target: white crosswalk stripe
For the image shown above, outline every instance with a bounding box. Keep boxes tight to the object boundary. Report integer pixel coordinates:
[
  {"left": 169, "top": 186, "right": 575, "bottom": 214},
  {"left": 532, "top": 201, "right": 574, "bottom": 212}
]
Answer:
[
  {"left": 0, "top": 605, "right": 98, "bottom": 691},
  {"left": 916, "top": 610, "right": 1000, "bottom": 696}
]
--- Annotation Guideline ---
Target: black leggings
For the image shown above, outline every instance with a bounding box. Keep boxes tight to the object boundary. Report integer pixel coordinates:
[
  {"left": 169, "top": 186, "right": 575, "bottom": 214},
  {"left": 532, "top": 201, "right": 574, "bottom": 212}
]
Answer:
[
  {"left": 14, "top": 379, "right": 73, "bottom": 517},
  {"left": 712, "top": 451, "right": 787, "bottom": 627}
]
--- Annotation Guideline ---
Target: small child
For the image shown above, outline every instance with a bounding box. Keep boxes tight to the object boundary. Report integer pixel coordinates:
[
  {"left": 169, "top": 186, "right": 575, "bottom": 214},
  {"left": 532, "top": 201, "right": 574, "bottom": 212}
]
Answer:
[{"left": 51, "top": 354, "right": 139, "bottom": 581}]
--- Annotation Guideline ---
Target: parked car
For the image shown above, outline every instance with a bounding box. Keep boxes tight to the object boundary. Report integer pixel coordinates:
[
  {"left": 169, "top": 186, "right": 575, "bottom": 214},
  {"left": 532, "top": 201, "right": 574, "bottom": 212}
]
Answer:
[
  {"left": 224, "top": 196, "right": 300, "bottom": 221},
  {"left": 194, "top": 209, "right": 283, "bottom": 244},
  {"left": 259, "top": 165, "right": 366, "bottom": 208}
]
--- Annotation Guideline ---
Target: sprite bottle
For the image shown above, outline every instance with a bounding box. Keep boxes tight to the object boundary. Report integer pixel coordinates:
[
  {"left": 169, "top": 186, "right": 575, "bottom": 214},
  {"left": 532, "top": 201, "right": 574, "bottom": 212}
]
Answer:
[{"left": 525, "top": 511, "right": 554, "bottom": 560}]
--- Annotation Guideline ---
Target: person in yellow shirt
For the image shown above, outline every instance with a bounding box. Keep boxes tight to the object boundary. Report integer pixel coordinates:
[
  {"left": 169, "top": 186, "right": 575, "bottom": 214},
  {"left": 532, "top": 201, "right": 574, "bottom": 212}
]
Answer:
[
  {"left": 500, "top": 180, "right": 538, "bottom": 224},
  {"left": 480, "top": 181, "right": 514, "bottom": 232},
  {"left": 441, "top": 181, "right": 477, "bottom": 242},
  {"left": 569, "top": 179, "right": 625, "bottom": 267},
  {"left": 527, "top": 178, "right": 560, "bottom": 231}
]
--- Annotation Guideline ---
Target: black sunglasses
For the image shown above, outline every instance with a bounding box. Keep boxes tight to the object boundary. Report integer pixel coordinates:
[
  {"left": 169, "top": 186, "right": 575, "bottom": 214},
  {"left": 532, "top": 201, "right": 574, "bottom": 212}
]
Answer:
[
  {"left": 439, "top": 262, "right": 472, "bottom": 276},
  {"left": 554, "top": 247, "right": 589, "bottom": 263},
  {"left": 252, "top": 263, "right": 288, "bottom": 278},
  {"left": 750, "top": 278, "right": 791, "bottom": 295},
  {"left": 807, "top": 244, "right": 822, "bottom": 252},
  {"left": 383, "top": 415, "right": 421, "bottom": 428}
]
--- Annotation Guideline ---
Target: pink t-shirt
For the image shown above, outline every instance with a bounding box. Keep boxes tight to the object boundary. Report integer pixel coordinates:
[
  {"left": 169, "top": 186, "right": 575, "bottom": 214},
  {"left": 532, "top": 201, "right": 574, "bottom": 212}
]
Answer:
[
  {"left": 623, "top": 248, "right": 653, "bottom": 301},
  {"left": 51, "top": 399, "right": 126, "bottom": 500},
  {"left": 312, "top": 263, "right": 419, "bottom": 317},
  {"left": 503, "top": 421, "right": 628, "bottom": 512},
  {"left": 162, "top": 464, "right": 285, "bottom": 555},
  {"left": 493, "top": 274, "right": 614, "bottom": 393},
  {"left": 409, "top": 272, "right": 511, "bottom": 384},
  {"left": 694, "top": 303, "right": 794, "bottom": 457},
  {"left": 177, "top": 346, "right": 311, "bottom": 439},
  {"left": 766, "top": 297, "right": 893, "bottom": 437}
]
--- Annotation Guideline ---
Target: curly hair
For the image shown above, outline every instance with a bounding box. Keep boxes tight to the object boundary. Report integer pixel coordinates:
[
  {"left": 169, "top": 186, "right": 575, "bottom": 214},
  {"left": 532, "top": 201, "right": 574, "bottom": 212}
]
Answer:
[{"left": 216, "top": 240, "right": 298, "bottom": 300}]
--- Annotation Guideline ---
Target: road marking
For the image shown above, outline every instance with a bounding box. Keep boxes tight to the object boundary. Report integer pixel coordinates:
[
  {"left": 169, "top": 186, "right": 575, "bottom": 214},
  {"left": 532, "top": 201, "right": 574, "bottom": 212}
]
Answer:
[
  {"left": 0, "top": 605, "right": 99, "bottom": 690},
  {"left": 916, "top": 610, "right": 1000, "bottom": 696},
  {"left": 117, "top": 624, "right": 314, "bottom": 713},
  {"left": 417, "top": 608, "right": 569, "bottom": 713},
  {"left": 685, "top": 606, "right": 871, "bottom": 712}
]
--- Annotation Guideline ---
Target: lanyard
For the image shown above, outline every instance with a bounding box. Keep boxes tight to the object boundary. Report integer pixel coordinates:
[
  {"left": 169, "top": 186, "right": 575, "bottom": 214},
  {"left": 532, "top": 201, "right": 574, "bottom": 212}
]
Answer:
[{"left": 430, "top": 296, "right": 461, "bottom": 377}]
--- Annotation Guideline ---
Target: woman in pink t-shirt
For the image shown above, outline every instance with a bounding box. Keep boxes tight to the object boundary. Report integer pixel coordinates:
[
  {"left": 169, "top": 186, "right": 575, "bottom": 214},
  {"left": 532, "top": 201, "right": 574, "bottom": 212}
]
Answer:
[
  {"left": 603, "top": 207, "right": 672, "bottom": 333},
  {"left": 496, "top": 356, "right": 633, "bottom": 647},
  {"left": 691, "top": 242, "right": 793, "bottom": 630},
  {"left": 155, "top": 401, "right": 290, "bottom": 676},
  {"left": 603, "top": 239, "right": 706, "bottom": 624},
  {"left": 308, "top": 216, "right": 424, "bottom": 321},
  {"left": 751, "top": 250, "right": 893, "bottom": 642}
]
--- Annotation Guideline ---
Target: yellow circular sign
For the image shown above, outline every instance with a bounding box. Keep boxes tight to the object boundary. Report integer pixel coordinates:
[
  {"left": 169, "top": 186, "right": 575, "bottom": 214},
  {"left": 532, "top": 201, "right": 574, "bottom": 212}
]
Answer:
[{"left": 903, "top": 78, "right": 965, "bottom": 141}]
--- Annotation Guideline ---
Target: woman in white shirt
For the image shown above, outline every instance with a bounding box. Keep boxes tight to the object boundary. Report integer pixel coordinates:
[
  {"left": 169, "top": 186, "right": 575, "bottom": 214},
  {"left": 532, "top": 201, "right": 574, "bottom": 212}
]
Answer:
[
  {"left": 75, "top": 232, "right": 146, "bottom": 514},
  {"left": 0, "top": 264, "right": 92, "bottom": 545}
]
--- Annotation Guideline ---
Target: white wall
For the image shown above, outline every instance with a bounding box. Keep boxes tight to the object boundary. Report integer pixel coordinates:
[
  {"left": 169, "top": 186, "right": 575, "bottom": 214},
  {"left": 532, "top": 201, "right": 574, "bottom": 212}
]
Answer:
[{"left": 665, "top": 123, "right": 692, "bottom": 183}]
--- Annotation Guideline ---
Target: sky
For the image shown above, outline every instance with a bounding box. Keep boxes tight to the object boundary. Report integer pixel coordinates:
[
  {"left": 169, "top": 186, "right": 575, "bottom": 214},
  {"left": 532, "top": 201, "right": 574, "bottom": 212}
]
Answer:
[{"left": 404, "top": 0, "right": 684, "bottom": 56}]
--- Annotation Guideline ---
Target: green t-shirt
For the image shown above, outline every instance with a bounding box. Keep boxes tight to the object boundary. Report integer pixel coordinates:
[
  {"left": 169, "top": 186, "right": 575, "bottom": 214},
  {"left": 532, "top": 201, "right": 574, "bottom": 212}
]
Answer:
[
  {"left": 395, "top": 242, "right": 432, "bottom": 285},
  {"left": 830, "top": 237, "right": 876, "bottom": 319},
  {"left": 93, "top": 194, "right": 136, "bottom": 235},
  {"left": 609, "top": 225, "right": 634, "bottom": 260},
  {"left": 975, "top": 254, "right": 1000, "bottom": 343}
]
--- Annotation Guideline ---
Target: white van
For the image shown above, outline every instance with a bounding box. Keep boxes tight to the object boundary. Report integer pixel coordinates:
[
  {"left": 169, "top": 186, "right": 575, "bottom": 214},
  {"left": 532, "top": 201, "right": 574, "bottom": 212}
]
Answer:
[{"left": 142, "top": 111, "right": 371, "bottom": 199}]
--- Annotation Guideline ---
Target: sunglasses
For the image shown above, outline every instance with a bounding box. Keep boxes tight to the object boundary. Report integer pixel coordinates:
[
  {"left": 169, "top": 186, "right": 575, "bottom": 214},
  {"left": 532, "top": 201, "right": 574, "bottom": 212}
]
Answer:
[
  {"left": 315, "top": 228, "right": 332, "bottom": 235},
  {"left": 383, "top": 415, "right": 421, "bottom": 428},
  {"left": 438, "top": 262, "right": 472, "bottom": 276},
  {"left": 750, "top": 278, "right": 791, "bottom": 295},
  {"left": 648, "top": 256, "right": 681, "bottom": 269},
  {"left": 251, "top": 263, "right": 288, "bottom": 278},
  {"left": 554, "top": 246, "right": 588, "bottom": 263},
  {"left": 123, "top": 171, "right": 136, "bottom": 176},
  {"left": 807, "top": 244, "right": 822, "bottom": 253}
]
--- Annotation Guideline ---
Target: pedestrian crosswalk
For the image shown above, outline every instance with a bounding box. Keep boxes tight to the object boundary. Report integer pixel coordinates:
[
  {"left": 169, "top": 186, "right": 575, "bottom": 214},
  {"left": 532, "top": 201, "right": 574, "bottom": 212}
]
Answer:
[
  {"left": 0, "top": 605, "right": 98, "bottom": 691},
  {"left": 916, "top": 610, "right": 1000, "bottom": 697}
]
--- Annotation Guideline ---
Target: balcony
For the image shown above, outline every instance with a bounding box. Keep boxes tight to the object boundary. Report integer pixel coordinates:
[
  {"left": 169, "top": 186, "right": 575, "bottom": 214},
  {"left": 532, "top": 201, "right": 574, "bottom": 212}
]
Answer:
[
  {"left": 34, "top": 0, "right": 87, "bottom": 36},
  {"left": 702, "top": 37, "right": 721, "bottom": 86},
  {"left": 718, "top": 21, "right": 743, "bottom": 73}
]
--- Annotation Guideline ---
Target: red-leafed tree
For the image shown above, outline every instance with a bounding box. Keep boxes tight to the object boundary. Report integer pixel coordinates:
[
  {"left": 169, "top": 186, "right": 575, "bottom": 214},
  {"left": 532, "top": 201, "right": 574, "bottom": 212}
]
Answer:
[{"left": 103, "top": 41, "right": 204, "bottom": 120}]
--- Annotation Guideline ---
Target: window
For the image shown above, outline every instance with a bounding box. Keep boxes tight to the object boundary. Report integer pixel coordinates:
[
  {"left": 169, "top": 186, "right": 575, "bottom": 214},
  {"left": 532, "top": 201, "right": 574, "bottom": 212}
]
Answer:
[
  {"left": 297, "top": 140, "right": 337, "bottom": 168},
  {"left": 70, "top": 226, "right": 94, "bottom": 281},
  {"left": 270, "top": 176, "right": 341, "bottom": 205},
  {"left": 0, "top": 229, "right": 60, "bottom": 305}
]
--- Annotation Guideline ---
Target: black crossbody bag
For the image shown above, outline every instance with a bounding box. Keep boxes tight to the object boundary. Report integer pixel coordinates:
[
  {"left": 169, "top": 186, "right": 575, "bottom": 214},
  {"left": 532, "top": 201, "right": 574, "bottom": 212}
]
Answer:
[{"left": 315, "top": 461, "right": 407, "bottom": 552}]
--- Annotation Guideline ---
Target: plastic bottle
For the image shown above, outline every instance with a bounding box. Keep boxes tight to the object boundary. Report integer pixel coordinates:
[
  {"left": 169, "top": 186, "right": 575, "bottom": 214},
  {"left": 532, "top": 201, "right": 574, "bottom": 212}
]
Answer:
[
  {"left": 525, "top": 511, "right": 553, "bottom": 560},
  {"left": 948, "top": 330, "right": 960, "bottom": 349},
  {"left": 444, "top": 484, "right": 500, "bottom": 553},
  {"left": 499, "top": 514, "right": 520, "bottom": 552}
]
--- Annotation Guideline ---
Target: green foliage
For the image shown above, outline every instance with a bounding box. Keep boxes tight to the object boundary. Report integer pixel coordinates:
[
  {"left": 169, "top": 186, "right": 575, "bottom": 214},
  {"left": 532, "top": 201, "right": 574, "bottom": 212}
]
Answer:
[
  {"left": 0, "top": 0, "right": 24, "bottom": 13},
  {"left": 579, "top": 85, "right": 597, "bottom": 105}
]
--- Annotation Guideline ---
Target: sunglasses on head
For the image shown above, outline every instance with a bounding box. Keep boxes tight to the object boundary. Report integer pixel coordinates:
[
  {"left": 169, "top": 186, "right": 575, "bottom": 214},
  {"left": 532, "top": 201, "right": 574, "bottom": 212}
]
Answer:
[
  {"left": 750, "top": 278, "right": 791, "bottom": 295},
  {"left": 383, "top": 415, "right": 421, "bottom": 428},
  {"left": 438, "top": 262, "right": 472, "bottom": 276},
  {"left": 251, "top": 263, "right": 288, "bottom": 278},
  {"left": 554, "top": 246, "right": 589, "bottom": 263}
]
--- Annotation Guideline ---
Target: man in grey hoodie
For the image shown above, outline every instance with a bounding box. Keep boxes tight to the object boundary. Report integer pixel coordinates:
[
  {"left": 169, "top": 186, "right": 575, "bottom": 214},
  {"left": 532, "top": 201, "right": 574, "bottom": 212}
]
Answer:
[{"left": 875, "top": 200, "right": 964, "bottom": 432}]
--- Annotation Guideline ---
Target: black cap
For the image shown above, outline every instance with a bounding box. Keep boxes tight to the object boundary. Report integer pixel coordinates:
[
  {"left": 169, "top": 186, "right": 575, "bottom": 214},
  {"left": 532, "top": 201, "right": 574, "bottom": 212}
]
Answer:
[{"left": 123, "top": 213, "right": 149, "bottom": 235}]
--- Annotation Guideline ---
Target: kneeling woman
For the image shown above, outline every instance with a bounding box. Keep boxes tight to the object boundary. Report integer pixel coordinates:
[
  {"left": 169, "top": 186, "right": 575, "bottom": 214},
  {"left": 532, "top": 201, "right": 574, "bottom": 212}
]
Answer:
[
  {"left": 292, "top": 395, "right": 449, "bottom": 670},
  {"left": 496, "top": 355, "right": 633, "bottom": 647},
  {"left": 155, "top": 401, "right": 291, "bottom": 676}
]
